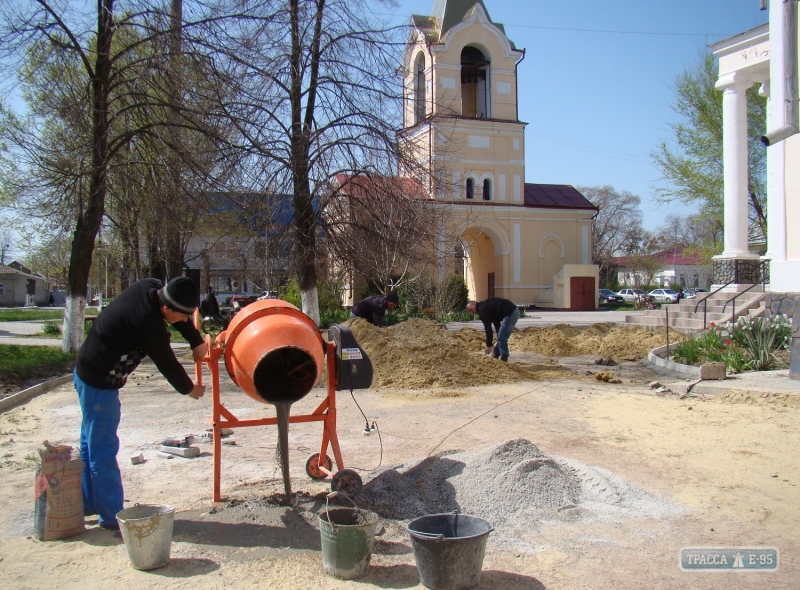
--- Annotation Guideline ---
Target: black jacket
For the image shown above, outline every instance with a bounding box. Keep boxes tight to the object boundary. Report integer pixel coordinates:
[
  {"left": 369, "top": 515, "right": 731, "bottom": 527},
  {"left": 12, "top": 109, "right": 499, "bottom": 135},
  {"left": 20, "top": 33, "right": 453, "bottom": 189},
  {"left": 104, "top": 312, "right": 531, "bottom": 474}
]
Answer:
[
  {"left": 476, "top": 297, "right": 517, "bottom": 347},
  {"left": 351, "top": 295, "right": 390, "bottom": 326},
  {"left": 76, "top": 278, "right": 204, "bottom": 393}
]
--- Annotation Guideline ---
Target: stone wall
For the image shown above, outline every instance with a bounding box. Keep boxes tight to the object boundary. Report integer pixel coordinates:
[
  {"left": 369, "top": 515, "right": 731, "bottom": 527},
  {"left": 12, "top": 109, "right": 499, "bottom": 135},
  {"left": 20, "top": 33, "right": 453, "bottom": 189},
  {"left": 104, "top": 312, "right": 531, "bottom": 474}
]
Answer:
[{"left": 765, "top": 292, "right": 800, "bottom": 318}]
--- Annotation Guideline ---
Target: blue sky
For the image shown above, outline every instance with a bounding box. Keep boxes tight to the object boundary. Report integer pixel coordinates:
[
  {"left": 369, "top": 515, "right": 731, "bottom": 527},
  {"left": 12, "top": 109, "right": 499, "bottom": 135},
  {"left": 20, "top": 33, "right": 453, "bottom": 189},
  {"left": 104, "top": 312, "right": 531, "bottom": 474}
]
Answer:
[{"left": 388, "top": 0, "right": 768, "bottom": 230}]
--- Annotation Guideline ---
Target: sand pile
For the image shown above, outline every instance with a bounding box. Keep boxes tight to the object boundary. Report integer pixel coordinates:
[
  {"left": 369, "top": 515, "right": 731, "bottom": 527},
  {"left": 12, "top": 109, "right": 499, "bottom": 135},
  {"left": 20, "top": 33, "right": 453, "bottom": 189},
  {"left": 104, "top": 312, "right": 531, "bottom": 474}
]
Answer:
[
  {"left": 356, "top": 439, "right": 681, "bottom": 535},
  {"left": 343, "top": 318, "right": 558, "bottom": 389},
  {"left": 509, "top": 323, "right": 684, "bottom": 360},
  {"left": 358, "top": 439, "right": 581, "bottom": 524}
]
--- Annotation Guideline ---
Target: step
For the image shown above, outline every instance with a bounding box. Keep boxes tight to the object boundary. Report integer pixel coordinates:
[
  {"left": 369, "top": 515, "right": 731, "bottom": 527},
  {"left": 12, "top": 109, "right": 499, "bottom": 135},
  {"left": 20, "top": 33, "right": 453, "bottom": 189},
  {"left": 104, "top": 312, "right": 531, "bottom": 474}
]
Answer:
[{"left": 625, "top": 315, "right": 706, "bottom": 332}]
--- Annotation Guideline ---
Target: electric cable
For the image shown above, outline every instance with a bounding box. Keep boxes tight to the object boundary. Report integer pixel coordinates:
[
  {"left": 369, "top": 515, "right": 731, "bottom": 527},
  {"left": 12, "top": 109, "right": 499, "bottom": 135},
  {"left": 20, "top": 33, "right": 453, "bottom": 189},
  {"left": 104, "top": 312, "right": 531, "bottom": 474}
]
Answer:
[
  {"left": 427, "top": 335, "right": 611, "bottom": 457},
  {"left": 346, "top": 389, "right": 384, "bottom": 473}
]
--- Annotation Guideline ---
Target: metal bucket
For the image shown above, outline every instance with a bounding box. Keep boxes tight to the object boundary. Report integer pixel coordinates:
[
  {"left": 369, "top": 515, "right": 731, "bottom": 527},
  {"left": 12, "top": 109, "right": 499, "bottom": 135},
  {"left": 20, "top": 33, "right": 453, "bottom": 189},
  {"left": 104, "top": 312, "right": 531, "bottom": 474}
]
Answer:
[
  {"left": 116, "top": 504, "right": 175, "bottom": 570},
  {"left": 406, "top": 513, "right": 493, "bottom": 590},
  {"left": 318, "top": 507, "right": 379, "bottom": 580}
]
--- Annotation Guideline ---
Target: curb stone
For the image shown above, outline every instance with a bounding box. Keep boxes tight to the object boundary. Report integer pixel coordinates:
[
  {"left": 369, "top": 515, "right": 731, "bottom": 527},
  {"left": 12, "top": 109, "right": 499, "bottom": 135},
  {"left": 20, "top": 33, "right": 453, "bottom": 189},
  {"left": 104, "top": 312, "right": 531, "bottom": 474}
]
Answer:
[{"left": 0, "top": 375, "right": 73, "bottom": 413}]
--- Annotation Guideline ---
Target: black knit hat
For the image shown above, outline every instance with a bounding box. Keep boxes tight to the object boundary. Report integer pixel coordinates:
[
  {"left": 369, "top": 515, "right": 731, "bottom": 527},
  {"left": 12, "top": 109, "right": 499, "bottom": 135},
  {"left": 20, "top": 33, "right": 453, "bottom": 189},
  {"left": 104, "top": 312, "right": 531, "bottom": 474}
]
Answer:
[
  {"left": 386, "top": 292, "right": 399, "bottom": 304},
  {"left": 158, "top": 277, "right": 199, "bottom": 314}
]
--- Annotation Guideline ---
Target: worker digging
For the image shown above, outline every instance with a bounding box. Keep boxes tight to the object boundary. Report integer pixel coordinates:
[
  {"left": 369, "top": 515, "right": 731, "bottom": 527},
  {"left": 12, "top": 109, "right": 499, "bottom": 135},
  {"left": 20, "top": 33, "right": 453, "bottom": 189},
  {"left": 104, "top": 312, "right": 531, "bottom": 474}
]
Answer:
[{"left": 466, "top": 297, "right": 520, "bottom": 361}]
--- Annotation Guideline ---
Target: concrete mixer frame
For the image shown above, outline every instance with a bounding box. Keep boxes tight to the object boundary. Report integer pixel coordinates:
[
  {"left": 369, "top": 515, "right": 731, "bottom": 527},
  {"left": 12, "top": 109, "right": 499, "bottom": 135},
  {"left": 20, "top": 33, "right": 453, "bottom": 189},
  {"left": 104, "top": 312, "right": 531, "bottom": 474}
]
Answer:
[{"left": 194, "top": 318, "right": 347, "bottom": 503}]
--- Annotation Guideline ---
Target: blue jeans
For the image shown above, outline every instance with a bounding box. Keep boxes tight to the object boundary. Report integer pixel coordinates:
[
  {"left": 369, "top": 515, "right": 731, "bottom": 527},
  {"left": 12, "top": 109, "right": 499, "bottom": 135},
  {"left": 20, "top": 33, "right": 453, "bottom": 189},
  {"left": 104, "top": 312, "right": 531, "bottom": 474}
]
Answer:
[
  {"left": 74, "top": 370, "right": 123, "bottom": 527},
  {"left": 495, "top": 307, "right": 520, "bottom": 357}
]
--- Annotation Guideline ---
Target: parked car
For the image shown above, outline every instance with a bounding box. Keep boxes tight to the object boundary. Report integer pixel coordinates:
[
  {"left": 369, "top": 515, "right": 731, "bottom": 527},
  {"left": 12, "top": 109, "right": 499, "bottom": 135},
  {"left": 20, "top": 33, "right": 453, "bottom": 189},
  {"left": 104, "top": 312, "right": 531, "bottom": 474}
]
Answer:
[
  {"left": 648, "top": 288, "right": 680, "bottom": 303},
  {"left": 598, "top": 289, "right": 624, "bottom": 303},
  {"left": 617, "top": 288, "right": 646, "bottom": 302},
  {"left": 257, "top": 290, "right": 278, "bottom": 300}
]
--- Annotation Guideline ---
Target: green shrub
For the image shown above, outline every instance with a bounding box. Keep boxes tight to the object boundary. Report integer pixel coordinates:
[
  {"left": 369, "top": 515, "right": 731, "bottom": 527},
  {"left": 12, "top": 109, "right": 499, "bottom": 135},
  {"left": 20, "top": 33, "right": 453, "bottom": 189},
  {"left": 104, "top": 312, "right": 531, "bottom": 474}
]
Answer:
[
  {"left": 673, "top": 315, "right": 793, "bottom": 373},
  {"left": 672, "top": 338, "right": 702, "bottom": 365},
  {"left": 721, "top": 346, "right": 754, "bottom": 374},
  {"left": 281, "top": 279, "right": 302, "bottom": 308},
  {"left": 320, "top": 309, "right": 350, "bottom": 329},
  {"left": 42, "top": 321, "right": 61, "bottom": 336},
  {"left": 438, "top": 275, "right": 469, "bottom": 313}
]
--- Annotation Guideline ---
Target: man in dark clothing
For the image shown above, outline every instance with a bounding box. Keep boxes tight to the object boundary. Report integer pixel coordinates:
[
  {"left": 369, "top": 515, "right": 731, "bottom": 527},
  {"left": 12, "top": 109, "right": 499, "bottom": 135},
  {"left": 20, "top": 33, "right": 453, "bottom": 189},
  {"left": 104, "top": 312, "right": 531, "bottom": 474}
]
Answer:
[
  {"left": 74, "top": 277, "right": 207, "bottom": 529},
  {"left": 466, "top": 297, "right": 520, "bottom": 362},
  {"left": 350, "top": 292, "right": 399, "bottom": 326},
  {"left": 200, "top": 287, "right": 221, "bottom": 320}
]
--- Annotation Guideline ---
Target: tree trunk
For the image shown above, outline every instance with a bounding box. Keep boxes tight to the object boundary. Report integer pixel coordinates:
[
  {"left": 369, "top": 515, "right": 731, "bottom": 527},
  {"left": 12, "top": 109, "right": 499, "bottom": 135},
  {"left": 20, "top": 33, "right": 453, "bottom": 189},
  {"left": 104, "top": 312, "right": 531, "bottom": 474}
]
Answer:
[
  {"left": 62, "top": 0, "right": 115, "bottom": 352},
  {"left": 289, "top": 0, "right": 324, "bottom": 326},
  {"left": 165, "top": 0, "right": 184, "bottom": 280}
]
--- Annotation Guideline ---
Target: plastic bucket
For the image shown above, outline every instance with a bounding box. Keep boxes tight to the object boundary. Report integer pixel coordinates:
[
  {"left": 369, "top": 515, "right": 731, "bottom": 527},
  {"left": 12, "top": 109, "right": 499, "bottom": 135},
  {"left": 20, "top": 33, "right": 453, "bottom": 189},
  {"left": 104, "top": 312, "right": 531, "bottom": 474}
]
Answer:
[
  {"left": 116, "top": 504, "right": 175, "bottom": 570},
  {"left": 318, "top": 507, "right": 379, "bottom": 580},
  {"left": 406, "top": 513, "right": 494, "bottom": 590}
]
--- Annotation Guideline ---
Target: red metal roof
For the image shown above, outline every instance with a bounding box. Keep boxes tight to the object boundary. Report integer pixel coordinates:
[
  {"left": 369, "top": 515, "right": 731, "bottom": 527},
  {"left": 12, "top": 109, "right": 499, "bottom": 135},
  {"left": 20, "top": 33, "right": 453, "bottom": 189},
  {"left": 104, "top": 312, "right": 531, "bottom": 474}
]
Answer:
[{"left": 611, "top": 248, "right": 709, "bottom": 267}]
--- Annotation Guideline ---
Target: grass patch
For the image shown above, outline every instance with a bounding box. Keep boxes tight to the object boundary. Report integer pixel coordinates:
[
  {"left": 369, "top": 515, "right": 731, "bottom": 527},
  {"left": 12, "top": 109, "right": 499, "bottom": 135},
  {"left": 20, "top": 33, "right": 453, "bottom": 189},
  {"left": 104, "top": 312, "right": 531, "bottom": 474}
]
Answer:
[
  {"left": 0, "top": 309, "right": 64, "bottom": 321},
  {"left": 0, "top": 344, "right": 76, "bottom": 382},
  {"left": 601, "top": 302, "right": 636, "bottom": 311}
]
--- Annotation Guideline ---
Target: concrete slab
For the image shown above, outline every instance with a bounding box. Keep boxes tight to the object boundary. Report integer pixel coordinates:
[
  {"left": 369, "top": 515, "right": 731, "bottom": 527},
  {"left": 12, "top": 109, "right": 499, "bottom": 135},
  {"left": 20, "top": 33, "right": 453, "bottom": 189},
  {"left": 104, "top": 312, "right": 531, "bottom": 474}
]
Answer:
[{"left": 667, "top": 369, "right": 800, "bottom": 396}]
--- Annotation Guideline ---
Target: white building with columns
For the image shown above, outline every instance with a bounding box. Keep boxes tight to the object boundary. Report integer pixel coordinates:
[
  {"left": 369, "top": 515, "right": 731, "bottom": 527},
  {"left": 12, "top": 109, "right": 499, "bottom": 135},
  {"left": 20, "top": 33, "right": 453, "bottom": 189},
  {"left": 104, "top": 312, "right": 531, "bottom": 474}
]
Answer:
[{"left": 711, "top": 3, "right": 799, "bottom": 292}]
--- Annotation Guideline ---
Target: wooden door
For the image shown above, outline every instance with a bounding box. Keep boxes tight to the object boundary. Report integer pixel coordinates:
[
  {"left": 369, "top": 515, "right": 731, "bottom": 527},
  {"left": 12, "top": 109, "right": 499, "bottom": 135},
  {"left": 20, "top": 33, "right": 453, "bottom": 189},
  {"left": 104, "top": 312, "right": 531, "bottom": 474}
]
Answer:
[
  {"left": 569, "top": 277, "right": 595, "bottom": 311},
  {"left": 488, "top": 273, "right": 495, "bottom": 299}
]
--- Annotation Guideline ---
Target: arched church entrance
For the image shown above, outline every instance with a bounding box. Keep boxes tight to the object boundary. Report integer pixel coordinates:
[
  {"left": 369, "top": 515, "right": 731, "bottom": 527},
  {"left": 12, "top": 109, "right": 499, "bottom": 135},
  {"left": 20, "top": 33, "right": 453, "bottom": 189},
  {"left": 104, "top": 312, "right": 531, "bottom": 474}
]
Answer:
[{"left": 460, "top": 226, "right": 501, "bottom": 301}]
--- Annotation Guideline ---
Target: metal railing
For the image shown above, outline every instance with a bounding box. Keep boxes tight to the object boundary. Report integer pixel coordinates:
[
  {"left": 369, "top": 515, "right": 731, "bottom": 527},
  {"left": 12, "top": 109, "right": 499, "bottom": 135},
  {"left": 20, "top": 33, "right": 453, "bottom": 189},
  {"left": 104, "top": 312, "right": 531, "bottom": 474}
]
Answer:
[
  {"left": 721, "top": 260, "right": 770, "bottom": 322},
  {"left": 694, "top": 260, "right": 769, "bottom": 329}
]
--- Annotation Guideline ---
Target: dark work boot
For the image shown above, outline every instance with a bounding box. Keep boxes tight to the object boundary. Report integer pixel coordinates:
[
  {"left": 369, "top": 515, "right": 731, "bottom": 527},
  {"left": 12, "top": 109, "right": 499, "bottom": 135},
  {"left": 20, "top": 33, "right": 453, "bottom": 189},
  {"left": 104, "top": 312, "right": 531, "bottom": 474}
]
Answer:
[
  {"left": 500, "top": 354, "right": 509, "bottom": 362},
  {"left": 492, "top": 347, "right": 500, "bottom": 359}
]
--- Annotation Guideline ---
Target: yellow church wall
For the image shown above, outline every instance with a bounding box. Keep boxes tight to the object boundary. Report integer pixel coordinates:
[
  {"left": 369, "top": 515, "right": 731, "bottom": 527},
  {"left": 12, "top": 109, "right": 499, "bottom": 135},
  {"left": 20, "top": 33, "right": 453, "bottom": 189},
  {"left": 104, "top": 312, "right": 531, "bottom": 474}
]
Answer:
[
  {"left": 439, "top": 203, "right": 593, "bottom": 306},
  {"left": 389, "top": 1, "right": 599, "bottom": 310}
]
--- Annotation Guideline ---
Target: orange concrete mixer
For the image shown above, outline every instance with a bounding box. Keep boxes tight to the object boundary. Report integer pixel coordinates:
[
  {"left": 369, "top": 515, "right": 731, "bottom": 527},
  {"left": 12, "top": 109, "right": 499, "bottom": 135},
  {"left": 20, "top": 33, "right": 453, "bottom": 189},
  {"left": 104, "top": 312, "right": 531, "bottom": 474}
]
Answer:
[{"left": 194, "top": 299, "right": 373, "bottom": 501}]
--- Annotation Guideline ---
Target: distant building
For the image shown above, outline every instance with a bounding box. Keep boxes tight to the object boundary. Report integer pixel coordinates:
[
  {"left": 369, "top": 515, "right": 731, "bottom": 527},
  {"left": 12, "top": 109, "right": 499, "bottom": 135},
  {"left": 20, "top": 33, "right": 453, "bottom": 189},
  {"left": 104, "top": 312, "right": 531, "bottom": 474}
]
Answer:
[
  {"left": 182, "top": 192, "right": 296, "bottom": 297},
  {"left": 0, "top": 262, "right": 55, "bottom": 307},
  {"left": 612, "top": 248, "right": 712, "bottom": 290}
]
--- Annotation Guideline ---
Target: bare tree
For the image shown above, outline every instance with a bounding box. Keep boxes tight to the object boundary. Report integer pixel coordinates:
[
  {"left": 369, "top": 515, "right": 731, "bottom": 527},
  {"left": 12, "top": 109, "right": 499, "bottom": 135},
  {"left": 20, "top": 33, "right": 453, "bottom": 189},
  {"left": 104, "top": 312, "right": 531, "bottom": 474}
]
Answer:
[
  {"left": 195, "top": 0, "right": 434, "bottom": 325},
  {"left": 579, "top": 185, "right": 643, "bottom": 283},
  {"left": 653, "top": 213, "right": 723, "bottom": 264},
  {"left": 0, "top": 0, "right": 236, "bottom": 349},
  {"left": 324, "top": 174, "right": 439, "bottom": 295}
]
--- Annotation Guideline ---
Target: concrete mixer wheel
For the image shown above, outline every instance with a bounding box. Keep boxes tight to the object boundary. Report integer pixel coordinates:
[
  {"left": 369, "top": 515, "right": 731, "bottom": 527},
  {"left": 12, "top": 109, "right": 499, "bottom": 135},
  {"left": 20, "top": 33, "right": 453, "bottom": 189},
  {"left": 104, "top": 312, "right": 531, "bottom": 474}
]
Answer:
[
  {"left": 331, "top": 469, "right": 362, "bottom": 497},
  {"left": 305, "top": 453, "right": 333, "bottom": 480}
]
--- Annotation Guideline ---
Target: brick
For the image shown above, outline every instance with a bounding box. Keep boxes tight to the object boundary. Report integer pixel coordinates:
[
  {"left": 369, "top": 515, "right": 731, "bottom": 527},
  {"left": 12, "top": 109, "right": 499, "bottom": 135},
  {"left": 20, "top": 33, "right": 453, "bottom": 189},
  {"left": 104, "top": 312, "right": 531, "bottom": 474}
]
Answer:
[
  {"left": 700, "top": 362, "right": 726, "bottom": 381},
  {"left": 130, "top": 452, "right": 145, "bottom": 465},
  {"left": 158, "top": 444, "right": 201, "bottom": 458}
]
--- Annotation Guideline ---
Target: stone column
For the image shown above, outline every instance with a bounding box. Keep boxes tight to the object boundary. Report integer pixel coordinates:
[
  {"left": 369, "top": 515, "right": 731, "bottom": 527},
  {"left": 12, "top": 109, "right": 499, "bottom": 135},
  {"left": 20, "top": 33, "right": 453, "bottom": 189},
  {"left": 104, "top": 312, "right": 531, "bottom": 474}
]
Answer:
[{"left": 715, "top": 72, "right": 755, "bottom": 259}]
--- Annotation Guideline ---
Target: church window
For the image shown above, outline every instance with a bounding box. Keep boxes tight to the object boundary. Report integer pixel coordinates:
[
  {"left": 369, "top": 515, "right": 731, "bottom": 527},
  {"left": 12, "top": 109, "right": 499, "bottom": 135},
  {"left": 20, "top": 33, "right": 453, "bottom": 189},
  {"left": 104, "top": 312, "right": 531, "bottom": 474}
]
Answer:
[
  {"left": 414, "top": 52, "right": 426, "bottom": 124},
  {"left": 483, "top": 179, "right": 491, "bottom": 201},
  {"left": 466, "top": 177, "right": 475, "bottom": 199},
  {"left": 460, "top": 46, "right": 490, "bottom": 118}
]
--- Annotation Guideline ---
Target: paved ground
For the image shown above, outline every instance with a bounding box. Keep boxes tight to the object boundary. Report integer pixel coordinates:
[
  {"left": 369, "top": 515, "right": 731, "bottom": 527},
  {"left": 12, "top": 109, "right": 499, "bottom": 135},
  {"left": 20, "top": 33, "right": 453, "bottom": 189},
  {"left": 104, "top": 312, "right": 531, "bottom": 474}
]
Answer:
[
  {"left": 0, "top": 319, "right": 190, "bottom": 348},
  {"left": 448, "top": 309, "right": 637, "bottom": 330}
]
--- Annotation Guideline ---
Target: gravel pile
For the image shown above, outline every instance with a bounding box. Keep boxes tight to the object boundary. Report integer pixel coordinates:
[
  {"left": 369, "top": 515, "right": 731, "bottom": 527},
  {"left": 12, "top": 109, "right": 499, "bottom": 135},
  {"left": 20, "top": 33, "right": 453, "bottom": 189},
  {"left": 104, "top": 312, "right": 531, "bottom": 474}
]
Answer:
[
  {"left": 356, "top": 438, "right": 683, "bottom": 544},
  {"left": 358, "top": 439, "right": 581, "bottom": 525}
]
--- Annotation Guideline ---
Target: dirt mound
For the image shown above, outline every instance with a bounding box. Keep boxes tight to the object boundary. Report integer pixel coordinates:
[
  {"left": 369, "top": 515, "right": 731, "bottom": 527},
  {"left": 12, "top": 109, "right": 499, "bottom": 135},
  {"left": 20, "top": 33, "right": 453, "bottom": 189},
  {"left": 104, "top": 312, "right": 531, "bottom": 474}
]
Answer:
[
  {"left": 343, "top": 318, "right": 563, "bottom": 389},
  {"left": 509, "top": 324, "right": 684, "bottom": 361}
]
